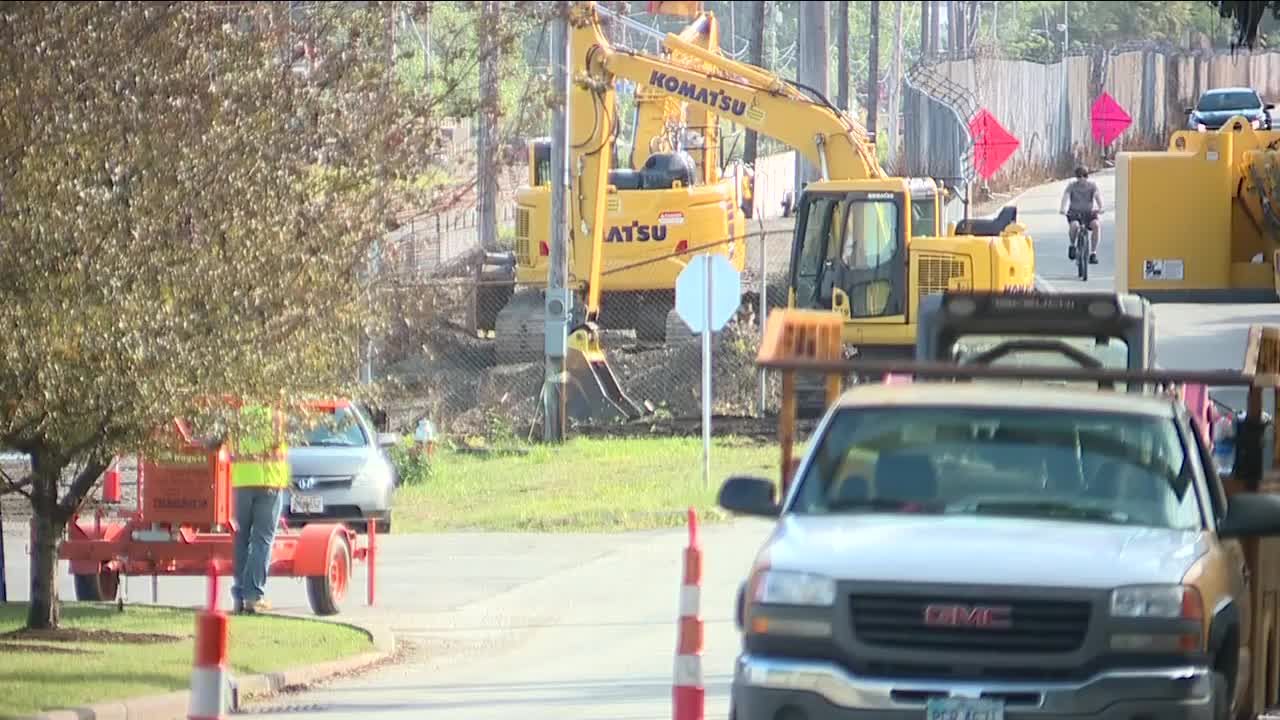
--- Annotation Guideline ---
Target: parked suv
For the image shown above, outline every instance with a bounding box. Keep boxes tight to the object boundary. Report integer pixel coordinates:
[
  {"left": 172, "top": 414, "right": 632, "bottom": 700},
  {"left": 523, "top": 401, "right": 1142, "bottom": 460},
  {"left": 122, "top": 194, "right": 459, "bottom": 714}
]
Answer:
[
  {"left": 719, "top": 380, "right": 1280, "bottom": 720},
  {"left": 284, "top": 400, "right": 399, "bottom": 534}
]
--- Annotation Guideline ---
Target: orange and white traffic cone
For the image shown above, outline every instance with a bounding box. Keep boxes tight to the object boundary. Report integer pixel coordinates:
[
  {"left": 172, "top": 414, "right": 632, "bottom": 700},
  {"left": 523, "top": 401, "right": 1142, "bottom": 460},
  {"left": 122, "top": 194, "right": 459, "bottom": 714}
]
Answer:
[
  {"left": 673, "top": 507, "right": 704, "bottom": 720},
  {"left": 188, "top": 563, "right": 229, "bottom": 720}
]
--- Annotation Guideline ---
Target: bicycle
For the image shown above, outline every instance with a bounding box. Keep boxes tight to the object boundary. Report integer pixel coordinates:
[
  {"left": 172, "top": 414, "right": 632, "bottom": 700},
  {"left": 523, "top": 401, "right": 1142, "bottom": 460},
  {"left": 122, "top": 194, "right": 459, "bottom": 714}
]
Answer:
[{"left": 1071, "top": 220, "right": 1089, "bottom": 281}]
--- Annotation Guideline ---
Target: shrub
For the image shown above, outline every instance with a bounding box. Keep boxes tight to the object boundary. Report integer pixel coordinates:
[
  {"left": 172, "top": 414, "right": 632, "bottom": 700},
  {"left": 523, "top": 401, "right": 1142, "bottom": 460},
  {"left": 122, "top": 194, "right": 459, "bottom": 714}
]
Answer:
[{"left": 387, "top": 435, "right": 434, "bottom": 487}]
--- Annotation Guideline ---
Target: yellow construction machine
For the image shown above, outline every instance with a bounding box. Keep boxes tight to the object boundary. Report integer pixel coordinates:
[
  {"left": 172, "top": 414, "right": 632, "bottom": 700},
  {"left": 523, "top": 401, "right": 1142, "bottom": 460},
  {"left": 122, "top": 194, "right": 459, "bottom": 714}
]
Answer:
[
  {"left": 1116, "top": 117, "right": 1280, "bottom": 302},
  {"left": 485, "top": 1, "right": 1037, "bottom": 423},
  {"left": 474, "top": 3, "right": 752, "bottom": 364}
]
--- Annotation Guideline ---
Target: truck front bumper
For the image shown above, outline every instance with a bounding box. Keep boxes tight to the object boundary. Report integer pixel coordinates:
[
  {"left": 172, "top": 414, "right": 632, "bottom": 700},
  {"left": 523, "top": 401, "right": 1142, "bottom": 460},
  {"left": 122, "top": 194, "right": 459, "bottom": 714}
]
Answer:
[{"left": 733, "top": 654, "right": 1214, "bottom": 720}]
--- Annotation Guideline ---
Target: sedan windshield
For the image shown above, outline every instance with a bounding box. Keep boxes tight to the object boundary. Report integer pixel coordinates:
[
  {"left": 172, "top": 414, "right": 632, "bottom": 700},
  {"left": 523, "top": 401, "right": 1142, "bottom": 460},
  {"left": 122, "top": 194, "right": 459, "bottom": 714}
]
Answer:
[
  {"left": 790, "top": 405, "right": 1201, "bottom": 530},
  {"left": 292, "top": 407, "right": 367, "bottom": 448},
  {"left": 1197, "top": 91, "right": 1262, "bottom": 112}
]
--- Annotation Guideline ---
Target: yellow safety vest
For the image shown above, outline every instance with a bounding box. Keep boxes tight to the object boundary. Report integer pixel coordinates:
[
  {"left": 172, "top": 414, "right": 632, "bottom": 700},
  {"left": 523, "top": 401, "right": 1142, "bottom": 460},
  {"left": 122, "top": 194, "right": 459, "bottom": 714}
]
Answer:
[{"left": 230, "top": 404, "right": 290, "bottom": 489}]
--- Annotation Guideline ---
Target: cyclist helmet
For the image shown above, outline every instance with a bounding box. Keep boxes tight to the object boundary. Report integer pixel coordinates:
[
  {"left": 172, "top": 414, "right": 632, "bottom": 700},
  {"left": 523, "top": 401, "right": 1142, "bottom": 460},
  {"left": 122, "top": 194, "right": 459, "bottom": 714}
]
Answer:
[{"left": 1074, "top": 166, "right": 1089, "bottom": 179}]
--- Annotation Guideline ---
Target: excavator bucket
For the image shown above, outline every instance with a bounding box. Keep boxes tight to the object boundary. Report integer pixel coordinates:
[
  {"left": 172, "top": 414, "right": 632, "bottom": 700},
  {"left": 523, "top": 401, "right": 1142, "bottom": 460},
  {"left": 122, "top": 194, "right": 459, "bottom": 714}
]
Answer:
[{"left": 563, "top": 325, "right": 646, "bottom": 425}]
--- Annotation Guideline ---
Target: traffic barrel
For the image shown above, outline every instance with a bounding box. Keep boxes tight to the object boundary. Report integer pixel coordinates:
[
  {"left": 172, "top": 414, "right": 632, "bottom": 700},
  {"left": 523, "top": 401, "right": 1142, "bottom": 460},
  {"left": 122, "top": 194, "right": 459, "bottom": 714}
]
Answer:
[
  {"left": 188, "top": 563, "right": 229, "bottom": 720},
  {"left": 673, "top": 507, "right": 704, "bottom": 720}
]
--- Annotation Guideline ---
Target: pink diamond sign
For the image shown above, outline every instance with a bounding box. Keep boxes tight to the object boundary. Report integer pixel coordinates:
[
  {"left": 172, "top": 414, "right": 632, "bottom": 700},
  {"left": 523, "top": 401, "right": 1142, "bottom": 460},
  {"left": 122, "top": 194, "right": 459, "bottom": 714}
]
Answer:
[
  {"left": 969, "top": 109, "right": 1020, "bottom": 180},
  {"left": 1091, "top": 92, "right": 1132, "bottom": 146}
]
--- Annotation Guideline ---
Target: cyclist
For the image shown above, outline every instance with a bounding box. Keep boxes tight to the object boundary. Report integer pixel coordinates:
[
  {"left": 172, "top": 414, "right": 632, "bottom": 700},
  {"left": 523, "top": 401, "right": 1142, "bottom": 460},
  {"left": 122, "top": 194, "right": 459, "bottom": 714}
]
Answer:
[{"left": 1060, "top": 165, "right": 1104, "bottom": 265}]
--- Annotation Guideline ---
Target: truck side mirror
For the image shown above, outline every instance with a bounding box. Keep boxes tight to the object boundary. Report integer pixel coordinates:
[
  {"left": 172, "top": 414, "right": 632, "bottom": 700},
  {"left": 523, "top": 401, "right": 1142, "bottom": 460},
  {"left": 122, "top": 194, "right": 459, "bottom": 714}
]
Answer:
[{"left": 1219, "top": 493, "right": 1280, "bottom": 538}]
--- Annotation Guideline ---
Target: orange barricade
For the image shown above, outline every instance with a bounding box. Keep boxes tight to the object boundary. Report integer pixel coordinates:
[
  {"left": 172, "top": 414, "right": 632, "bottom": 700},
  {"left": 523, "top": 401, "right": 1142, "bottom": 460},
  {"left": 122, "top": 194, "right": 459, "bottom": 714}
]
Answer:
[{"left": 673, "top": 507, "right": 704, "bottom": 720}]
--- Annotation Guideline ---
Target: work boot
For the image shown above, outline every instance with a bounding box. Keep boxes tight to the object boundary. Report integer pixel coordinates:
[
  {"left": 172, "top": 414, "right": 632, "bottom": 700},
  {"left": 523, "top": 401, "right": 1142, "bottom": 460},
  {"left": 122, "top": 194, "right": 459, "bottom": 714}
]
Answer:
[
  {"left": 233, "top": 597, "right": 244, "bottom": 614},
  {"left": 1089, "top": 252, "right": 1099, "bottom": 264},
  {"left": 247, "top": 598, "right": 272, "bottom": 614},
  {"left": 1068, "top": 245, "right": 1077, "bottom": 261}
]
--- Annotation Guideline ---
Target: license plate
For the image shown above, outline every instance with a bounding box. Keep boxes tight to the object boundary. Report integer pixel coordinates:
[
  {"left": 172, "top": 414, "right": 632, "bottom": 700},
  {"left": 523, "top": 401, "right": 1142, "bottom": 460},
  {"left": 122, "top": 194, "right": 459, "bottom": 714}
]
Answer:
[
  {"left": 290, "top": 494, "right": 324, "bottom": 515},
  {"left": 926, "top": 698, "right": 1005, "bottom": 720}
]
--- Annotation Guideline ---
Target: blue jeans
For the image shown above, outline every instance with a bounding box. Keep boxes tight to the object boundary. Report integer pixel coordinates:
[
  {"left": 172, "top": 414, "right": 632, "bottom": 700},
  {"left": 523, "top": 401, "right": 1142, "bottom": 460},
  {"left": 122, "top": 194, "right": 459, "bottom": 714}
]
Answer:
[{"left": 232, "top": 486, "right": 285, "bottom": 606}]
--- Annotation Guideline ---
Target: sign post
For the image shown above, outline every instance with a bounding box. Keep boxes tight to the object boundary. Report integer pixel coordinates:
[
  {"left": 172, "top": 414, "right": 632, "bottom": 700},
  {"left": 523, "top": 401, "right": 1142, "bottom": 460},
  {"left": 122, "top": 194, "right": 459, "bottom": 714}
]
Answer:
[
  {"left": 0, "top": 503, "right": 7, "bottom": 603},
  {"left": 676, "top": 254, "right": 742, "bottom": 488}
]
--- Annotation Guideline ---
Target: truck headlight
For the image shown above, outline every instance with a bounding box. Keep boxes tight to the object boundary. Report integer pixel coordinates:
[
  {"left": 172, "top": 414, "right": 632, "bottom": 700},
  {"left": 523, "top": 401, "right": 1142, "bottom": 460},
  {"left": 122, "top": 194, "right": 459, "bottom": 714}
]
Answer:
[
  {"left": 751, "top": 570, "right": 836, "bottom": 606},
  {"left": 1110, "top": 585, "right": 1203, "bottom": 620}
]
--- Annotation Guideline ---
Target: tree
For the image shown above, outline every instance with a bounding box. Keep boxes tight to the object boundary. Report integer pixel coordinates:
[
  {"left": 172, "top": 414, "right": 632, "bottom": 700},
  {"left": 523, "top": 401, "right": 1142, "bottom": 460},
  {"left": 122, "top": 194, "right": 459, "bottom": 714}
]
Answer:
[
  {"left": 1208, "top": 1, "right": 1280, "bottom": 48},
  {"left": 0, "top": 1, "right": 522, "bottom": 630}
]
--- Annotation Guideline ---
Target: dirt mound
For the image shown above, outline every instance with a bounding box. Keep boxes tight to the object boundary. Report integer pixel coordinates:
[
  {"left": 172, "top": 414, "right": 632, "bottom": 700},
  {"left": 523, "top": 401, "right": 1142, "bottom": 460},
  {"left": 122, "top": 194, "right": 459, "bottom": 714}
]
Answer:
[{"left": 2, "top": 627, "right": 184, "bottom": 644}]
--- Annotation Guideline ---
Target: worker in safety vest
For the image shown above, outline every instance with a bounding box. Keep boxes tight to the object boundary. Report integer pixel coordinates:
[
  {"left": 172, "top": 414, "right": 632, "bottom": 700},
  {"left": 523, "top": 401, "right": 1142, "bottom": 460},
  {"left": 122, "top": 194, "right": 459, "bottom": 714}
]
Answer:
[{"left": 229, "top": 401, "right": 290, "bottom": 614}]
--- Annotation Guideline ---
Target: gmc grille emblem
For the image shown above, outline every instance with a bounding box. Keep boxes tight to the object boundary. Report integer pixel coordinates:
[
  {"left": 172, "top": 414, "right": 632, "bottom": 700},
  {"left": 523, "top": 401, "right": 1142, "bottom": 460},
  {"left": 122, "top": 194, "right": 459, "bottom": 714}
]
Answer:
[{"left": 923, "top": 603, "right": 1013, "bottom": 629}]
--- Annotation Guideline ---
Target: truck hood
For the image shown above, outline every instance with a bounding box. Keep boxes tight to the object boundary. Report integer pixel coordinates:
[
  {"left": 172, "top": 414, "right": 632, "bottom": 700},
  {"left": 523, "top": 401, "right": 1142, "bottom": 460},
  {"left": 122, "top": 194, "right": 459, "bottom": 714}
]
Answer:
[
  {"left": 287, "top": 446, "right": 379, "bottom": 477},
  {"left": 760, "top": 514, "right": 1210, "bottom": 590}
]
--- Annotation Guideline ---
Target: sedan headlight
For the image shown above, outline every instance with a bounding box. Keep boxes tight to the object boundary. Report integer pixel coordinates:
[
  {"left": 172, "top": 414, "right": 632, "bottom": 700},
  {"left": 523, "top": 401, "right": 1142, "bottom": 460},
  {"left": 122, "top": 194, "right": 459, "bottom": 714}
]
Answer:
[
  {"left": 356, "top": 460, "right": 394, "bottom": 486},
  {"left": 751, "top": 570, "right": 836, "bottom": 606},
  {"left": 1110, "top": 585, "right": 1202, "bottom": 620}
]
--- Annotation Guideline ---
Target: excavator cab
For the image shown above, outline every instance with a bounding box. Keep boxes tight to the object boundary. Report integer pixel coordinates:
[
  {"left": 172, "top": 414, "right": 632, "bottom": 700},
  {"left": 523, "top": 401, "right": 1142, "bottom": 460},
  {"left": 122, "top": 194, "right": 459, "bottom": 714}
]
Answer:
[{"left": 789, "top": 185, "right": 909, "bottom": 327}]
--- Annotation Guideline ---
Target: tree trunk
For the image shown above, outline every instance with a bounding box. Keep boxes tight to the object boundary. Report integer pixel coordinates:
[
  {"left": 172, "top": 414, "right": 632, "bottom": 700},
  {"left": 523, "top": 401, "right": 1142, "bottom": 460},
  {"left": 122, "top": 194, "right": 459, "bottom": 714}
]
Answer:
[
  {"left": 867, "top": 1, "right": 881, "bottom": 138},
  {"left": 27, "top": 512, "right": 64, "bottom": 630},
  {"left": 836, "top": 1, "right": 850, "bottom": 112},
  {"left": 26, "top": 451, "right": 67, "bottom": 630}
]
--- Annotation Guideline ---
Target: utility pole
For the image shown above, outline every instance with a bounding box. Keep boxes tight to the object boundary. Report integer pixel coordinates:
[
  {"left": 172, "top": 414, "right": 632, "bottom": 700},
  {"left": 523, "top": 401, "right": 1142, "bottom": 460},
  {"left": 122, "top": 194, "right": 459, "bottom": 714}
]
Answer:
[
  {"left": 477, "top": 0, "right": 501, "bottom": 252},
  {"left": 836, "top": 1, "right": 850, "bottom": 112},
  {"left": 931, "top": 0, "right": 942, "bottom": 55},
  {"left": 743, "top": 0, "right": 768, "bottom": 215},
  {"left": 867, "top": 1, "right": 881, "bottom": 138},
  {"left": 886, "top": 0, "right": 903, "bottom": 173},
  {"left": 921, "top": 0, "right": 931, "bottom": 56},
  {"left": 543, "top": 1, "right": 571, "bottom": 444},
  {"left": 795, "top": 1, "right": 830, "bottom": 197}
]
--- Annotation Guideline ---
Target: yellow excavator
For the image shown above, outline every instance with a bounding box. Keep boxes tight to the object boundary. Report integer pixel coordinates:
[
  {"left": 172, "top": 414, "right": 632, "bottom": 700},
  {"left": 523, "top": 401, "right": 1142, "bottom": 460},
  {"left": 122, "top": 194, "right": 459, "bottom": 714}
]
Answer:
[
  {"left": 526, "top": 1, "right": 1036, "bottom": 421},
  {"left": 473, "top": 3, "right": 753, "bottom": 364},
  {"left": 1115, "top": 118, "right": 1280, "bottom": 303}
]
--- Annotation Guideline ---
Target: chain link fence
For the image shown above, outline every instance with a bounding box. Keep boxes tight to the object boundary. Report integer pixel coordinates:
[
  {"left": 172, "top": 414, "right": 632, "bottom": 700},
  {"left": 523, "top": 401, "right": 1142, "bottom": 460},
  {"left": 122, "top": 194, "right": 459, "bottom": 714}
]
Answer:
[
  {"left": 372, "top": 226, "right": 795, "bottom": 442},
  {"left": 365, "top": 147, "right": 803, "bottom": 443}
]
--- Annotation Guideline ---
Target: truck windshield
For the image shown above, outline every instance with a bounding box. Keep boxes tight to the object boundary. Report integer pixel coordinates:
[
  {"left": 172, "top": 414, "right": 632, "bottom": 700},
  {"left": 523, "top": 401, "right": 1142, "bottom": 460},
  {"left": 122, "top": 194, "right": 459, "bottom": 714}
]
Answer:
[{"left": 791, "top": 405, "right": 1200, "bottom": 530}]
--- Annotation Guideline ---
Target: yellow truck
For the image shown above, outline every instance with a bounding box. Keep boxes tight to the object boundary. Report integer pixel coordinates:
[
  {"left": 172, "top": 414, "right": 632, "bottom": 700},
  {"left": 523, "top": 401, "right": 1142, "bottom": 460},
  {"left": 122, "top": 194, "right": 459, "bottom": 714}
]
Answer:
[
  {"left": 1116, "top": 118, "right": 1280, "bottom": 302},
  {"left": 721, "top": 307, "right": 1280, "bottom": 720}
]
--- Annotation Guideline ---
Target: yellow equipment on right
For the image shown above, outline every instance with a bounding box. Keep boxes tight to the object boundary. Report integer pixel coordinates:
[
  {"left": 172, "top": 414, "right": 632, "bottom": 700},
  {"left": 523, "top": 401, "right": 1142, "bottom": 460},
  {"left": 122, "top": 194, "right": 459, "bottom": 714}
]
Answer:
[{"left": 1116, "top": 116, "right": 1280, "bottom": 302}]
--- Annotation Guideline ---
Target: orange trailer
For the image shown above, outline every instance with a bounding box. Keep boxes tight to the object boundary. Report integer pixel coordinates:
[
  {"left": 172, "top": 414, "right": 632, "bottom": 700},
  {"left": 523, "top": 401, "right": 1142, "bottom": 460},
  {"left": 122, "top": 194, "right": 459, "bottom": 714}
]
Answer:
[{"left": 59, "top": 416, "right": 376, "bottom": 616}]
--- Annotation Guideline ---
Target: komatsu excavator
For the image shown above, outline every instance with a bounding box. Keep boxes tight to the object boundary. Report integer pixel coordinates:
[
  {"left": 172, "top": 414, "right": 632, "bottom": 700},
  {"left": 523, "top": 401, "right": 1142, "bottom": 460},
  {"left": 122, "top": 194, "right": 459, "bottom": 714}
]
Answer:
[
  {"left": 481, "top": 1, "right": 1039, "bottom": 420},
  {"left": 474, "top": 3, "right": 753, "bottom": 365},
  {"left": 497, "top": 1, "right": 1037, "bottom": 424}
]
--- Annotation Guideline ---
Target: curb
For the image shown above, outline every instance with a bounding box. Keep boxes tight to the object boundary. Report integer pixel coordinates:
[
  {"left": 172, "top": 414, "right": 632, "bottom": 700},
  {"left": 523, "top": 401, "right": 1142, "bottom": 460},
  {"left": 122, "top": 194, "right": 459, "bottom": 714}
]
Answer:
[{"left": 19, "top": 617, "right": 396, "bottom": 720}]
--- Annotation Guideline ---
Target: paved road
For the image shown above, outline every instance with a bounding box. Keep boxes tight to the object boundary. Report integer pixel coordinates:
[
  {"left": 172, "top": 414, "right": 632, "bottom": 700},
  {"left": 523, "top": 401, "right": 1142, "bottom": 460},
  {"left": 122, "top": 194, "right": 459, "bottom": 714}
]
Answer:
[{"left": 1, "top": 171, "right": 1274, "bottom": 718}]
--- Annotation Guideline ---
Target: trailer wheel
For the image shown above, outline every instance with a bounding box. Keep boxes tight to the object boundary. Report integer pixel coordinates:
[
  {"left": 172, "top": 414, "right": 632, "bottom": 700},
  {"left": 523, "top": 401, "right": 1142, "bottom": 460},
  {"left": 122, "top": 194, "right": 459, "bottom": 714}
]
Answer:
[
  {"left": 74, "top": 566, "right": 120, "bottom": 602},
  {"left": 306, "top": 535, "right": 350, "bottom": 616}
]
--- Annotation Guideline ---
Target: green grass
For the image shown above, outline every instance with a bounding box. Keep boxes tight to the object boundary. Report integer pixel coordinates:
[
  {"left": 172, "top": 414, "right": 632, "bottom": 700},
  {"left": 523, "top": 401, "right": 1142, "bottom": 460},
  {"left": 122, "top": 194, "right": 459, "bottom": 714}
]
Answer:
[
  {"left": 394, "top": 435, "right": 794, "bottom": 532},
  {"left": 0, "top": 603, "right": 374, "bottom": 719}
]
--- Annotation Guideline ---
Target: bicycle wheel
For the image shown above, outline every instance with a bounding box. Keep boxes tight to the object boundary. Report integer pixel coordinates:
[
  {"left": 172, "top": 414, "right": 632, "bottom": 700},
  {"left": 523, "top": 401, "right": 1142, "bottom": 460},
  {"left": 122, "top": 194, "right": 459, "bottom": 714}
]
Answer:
[{"left": 1077, "top": 229, "right": 1088, "bottom": 281}]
